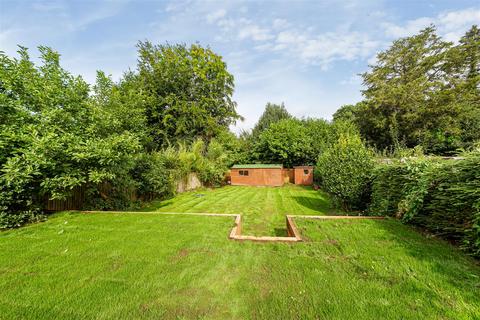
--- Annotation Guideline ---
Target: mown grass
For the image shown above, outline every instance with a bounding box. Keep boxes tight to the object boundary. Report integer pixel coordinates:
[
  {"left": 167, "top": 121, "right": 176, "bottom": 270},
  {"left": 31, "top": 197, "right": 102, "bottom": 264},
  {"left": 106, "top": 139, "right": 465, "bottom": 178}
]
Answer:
[
  {"left": 142, "top": 185, "right": 340, "bottom": 236},
  {"left": 1, "top": 186, "right": 479, "bottom": 319}
]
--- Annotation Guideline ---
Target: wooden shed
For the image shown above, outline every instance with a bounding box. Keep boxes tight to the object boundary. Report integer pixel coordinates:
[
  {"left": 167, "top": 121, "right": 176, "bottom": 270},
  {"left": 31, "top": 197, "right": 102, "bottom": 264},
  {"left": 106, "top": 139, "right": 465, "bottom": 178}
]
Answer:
[
  {"left": 230, "top": 164, "right": 284, "bottom": 186},
  {"left": 293, "top": 166, "right": 314, "bottom": 185}
]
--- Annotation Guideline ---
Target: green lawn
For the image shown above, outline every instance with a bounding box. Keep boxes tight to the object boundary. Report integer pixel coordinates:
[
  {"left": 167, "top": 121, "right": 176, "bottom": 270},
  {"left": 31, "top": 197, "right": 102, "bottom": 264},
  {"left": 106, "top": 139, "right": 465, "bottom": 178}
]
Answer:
[
  {"left": 1, "top": 186, "right": 479, "bottom": 319},
  {"left": 142, "top": 185, "right": 341, "bottom": 236}
]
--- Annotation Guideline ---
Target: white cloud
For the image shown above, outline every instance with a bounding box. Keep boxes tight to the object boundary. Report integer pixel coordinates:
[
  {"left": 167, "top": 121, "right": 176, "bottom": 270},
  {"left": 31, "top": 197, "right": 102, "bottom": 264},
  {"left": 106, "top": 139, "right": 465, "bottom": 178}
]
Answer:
[
  {"left": 438, "top": 8, "right": 480, "bottom": 41},
  {"left": 206, "top": 9, "right": 227, "bottom": 23},
  {"left": 238, "top": 24, "right": 273, "bottom": 41},
  {"left": 340, "top": 74, "right": 361, "bottom": 85},
  {"left": 31, "top": 2, "right": 64, "bottom": 12},
  {"left": 367, "top": 54, "right": 378, "bottom": 66},
  {"left": 272, "top": 18, "right": 289, "bottom": 30},
  {"left": 383, "top": 17, "right": 434, "bottom": 38},
  {"left": 273, "top": 29, "right": 378, "bottom": 69},
  {"left": 383, "top": 8, "right": 480, "bottom": 41},
  {"left": 202, "top": 7, "right": 380, "bottom": 68}
]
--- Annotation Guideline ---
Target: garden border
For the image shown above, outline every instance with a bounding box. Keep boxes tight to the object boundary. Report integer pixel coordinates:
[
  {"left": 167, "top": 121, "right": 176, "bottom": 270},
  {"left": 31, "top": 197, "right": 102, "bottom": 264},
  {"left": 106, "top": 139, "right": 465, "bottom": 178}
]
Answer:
[{"left": 81, "top": 211, "right": 384, "bottom": 243}]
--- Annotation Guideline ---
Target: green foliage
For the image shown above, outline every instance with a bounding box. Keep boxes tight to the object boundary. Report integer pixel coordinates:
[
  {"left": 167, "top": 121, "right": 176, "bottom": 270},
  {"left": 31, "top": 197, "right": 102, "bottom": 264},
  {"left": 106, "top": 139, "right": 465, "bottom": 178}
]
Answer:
[
  {"left": 302, "top": 118, "right": 332, "bottom": 160},
  {"left": 0, "top": 46, "right": 141, "bottom": 227},
  {"left": 254, "top": 119, "right": 313, "bottom": 167},
  {"left": 332, "top": 104, "right": 359, "bottom": 123},
  {"left": 160, "top": 139, "right": 230, "bottom": 188},
  {"left": 0, "top": 43, "right": 239, "bottom": 228},
  {"left": 248, "top": 110, "right": 361, "bottom": 168},
  {"left": 316, "top": 133, "right": 374, "bottom": 210},
  {"left": 317, "top": 134, "right": 374, "bottom": 210},
  {"left": 347, "top": 25, "right": 480, "bottom": 154},
  {"left": 136, "top": 41, "right": 241, "bottom": 147},
  {"left": 251, "top": 102, "right": 291, "bottom": 139},
  {"left": 130, "top": 152, "right": 174, "bottom": 200},
  {"left": 212, "top": 129, "right": 246, "bottom": 166},
  {"left": 370, "top": 153, "right": 480, "bottom": 257}
]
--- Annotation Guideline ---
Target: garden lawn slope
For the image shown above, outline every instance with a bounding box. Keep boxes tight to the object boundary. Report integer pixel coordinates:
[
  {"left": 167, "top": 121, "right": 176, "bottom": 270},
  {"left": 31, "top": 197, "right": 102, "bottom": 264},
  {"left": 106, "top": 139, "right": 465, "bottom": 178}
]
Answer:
[
  {"left": 142, "top": 185, "right": 339, "bottom": 236},
  {"left": 1, "top": 211, "right": 479, "bottom": 319}
]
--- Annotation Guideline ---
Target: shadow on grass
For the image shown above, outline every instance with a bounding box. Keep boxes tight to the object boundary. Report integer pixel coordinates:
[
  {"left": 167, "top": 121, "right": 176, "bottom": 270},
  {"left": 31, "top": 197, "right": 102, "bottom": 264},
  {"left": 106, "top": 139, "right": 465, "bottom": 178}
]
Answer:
[
  {"left": 371, "top": 219, "right": 480, "bottom": 296},
  {"left": 274, "top": 228, "right": 288, "bottom": 237},
  {"left": 292, "top": 196, "right": 337, "bottom": 214}
]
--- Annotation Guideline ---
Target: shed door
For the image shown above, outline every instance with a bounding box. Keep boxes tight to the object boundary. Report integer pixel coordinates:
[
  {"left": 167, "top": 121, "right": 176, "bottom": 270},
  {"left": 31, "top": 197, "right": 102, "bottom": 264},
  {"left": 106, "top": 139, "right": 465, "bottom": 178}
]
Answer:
[
  {"left": 302, "top": 169, "right": 309, "bottom": 184},
  {"left": 266, "top": 169, "right": 281, "bottom": 186}
]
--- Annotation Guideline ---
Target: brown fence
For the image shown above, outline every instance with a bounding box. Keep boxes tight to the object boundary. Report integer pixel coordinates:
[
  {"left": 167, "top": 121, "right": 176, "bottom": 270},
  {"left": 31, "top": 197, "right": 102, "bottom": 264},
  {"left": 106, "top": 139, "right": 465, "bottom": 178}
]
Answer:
[
  {"left": 44, "top": 173, "right": 202, "bottom": 211},
  {"left": 44, "top": 183, "right": 137, "bottom": 212},
  {"left": 45, "top": 185, "right": 87, "bottom": 211}
]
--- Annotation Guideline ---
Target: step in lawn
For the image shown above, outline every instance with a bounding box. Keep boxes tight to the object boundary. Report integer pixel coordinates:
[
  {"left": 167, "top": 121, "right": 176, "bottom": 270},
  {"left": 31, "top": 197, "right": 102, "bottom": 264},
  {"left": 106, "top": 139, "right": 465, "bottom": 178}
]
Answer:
[{"left": 141, "top": 185, "right": 342, "bottom": 236}]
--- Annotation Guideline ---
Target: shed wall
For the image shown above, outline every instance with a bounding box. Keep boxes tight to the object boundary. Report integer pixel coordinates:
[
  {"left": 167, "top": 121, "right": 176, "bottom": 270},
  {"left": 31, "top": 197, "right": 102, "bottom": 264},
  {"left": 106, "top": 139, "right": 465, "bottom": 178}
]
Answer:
[
  {"left": 231, "top": 168, "right": 284, "bottom": 186},
  {"left": 282, "top": 169, "right": 295, "bottom": 184},
  {"left": 294, "top": 166, "right": 314, "bottom": 185}
]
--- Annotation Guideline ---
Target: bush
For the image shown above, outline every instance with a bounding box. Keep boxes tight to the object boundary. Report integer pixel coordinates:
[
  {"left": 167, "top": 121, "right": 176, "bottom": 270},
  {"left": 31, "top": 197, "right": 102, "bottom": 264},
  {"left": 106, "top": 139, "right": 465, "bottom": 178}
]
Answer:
[
  {"left": 199, "top": 139, "right": 229, "bottom": 186},
  {"left": 0, "top": 210, "right": 45, "bottom": 229},
  {"left": 369, "top": 152, "right": 480, "bottom": 257},
  {"left": 316, "top": 134, "right": 374, "bottom": 210},
  {"left": 130, "top": 152, "right": 174, "bottom": 200}
]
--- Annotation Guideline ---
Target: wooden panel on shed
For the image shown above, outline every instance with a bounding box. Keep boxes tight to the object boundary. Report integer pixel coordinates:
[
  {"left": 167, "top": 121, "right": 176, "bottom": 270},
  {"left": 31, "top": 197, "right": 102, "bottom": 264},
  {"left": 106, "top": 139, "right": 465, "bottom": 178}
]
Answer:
[
  {"left": 231, "top": 168, "right": 284, "bottom": 186},
  {"left": 282, "top": 169, "right": 294, "bottom": 183},
  {"left": 294, "top": 166, "right": 314, "bottom": 186}
]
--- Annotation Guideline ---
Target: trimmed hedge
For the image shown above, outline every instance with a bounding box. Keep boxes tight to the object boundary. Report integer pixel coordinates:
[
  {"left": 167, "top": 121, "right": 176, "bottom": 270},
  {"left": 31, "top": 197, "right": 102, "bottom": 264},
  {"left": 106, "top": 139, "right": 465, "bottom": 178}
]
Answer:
[
  {"left": 370, "top": 153, "right": 480, "bottom": 257},
  {"left": 317, "top": 134, "right": 374, "bottom": 210}
]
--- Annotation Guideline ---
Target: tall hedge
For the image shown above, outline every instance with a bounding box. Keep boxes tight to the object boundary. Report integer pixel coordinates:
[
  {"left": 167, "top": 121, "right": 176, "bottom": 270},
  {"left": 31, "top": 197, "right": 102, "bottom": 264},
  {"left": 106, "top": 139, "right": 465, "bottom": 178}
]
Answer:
[{"left": 370, "top": 153, "right": 480, "bottom": 257}]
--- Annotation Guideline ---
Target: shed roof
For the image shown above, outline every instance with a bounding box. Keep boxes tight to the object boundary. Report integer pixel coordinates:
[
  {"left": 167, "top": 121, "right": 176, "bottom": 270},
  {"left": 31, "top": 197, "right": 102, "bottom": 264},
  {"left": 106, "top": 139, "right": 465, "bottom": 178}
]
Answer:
[{"left": 231, "top": 164, "right": 282, "bottom": 169}]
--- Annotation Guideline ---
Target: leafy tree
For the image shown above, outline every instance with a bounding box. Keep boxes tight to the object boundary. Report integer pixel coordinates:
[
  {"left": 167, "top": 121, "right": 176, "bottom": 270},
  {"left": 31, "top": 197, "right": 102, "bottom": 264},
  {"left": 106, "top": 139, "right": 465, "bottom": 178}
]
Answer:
[
  {"left": 92, "top": 71, "right": 151, "bottom": 148},
  {"left": 136, "top": 41, "right": 241, "bottom": 148},
  {"left": 350, "top": 25, "right": 480, "bottom": 154},
  {"left": 446, "top": 25, "right": 480, "bottom": 147},
  {"left": 361, "top": 26, "right": 455, "bottom": 152},
  {"left": 254, "top": 119, "right": 313, "bottom": 167},
  {"left": 302, "top": 118, "right": 332, "bottom": 161},
  {"left": 332, "top": 104, "right": 359, "bottom": 123},
  {"left": 0, "top": 46, "right": 141, "bottom": 226},
  {"left": 251, "top": 102, "right": 291, "bottom": 138}
]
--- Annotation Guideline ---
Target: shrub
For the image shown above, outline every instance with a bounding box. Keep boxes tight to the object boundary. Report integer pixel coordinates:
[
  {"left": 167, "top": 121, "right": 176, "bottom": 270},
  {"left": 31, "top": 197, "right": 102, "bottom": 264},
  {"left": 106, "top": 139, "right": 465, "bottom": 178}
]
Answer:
[
  {"left": 199, "top": 139, "right": 229, "bottom": 186},
  {"left": 130, "top": 152, "right": 174, "bottom": 200},
  {"left": 369, "top": 152, "right": 480, "bottom": 257},
  {"left": 369, "top": 159, "right": 438, "bottom": 219},
  {"left": 316, "top": 134, "right": 374, "bottom": 210}
]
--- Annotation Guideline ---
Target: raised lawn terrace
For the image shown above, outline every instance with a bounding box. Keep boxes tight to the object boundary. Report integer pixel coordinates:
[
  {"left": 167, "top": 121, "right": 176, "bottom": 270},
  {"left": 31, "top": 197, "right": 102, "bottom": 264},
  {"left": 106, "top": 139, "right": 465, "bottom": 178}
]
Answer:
[
  {"left": 141, "top": 185, "right": 341, "bottom": 236},
  {"left": 1, "top": 185, "right": 479, "bottom": 319}
]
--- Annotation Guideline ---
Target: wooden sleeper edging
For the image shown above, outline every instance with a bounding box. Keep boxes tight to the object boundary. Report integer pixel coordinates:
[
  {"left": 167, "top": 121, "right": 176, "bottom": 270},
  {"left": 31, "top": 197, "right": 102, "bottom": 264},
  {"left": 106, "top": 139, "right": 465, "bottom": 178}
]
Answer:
[{"left": 80, "top": 210, "right": 384, "bottom": 243}]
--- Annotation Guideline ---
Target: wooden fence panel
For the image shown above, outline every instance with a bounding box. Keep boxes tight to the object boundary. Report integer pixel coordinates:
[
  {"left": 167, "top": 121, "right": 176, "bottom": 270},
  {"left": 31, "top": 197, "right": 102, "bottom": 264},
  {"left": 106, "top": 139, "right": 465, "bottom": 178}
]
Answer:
[{"left": 45, "top": 185, "right": 86, "bottom": 211}]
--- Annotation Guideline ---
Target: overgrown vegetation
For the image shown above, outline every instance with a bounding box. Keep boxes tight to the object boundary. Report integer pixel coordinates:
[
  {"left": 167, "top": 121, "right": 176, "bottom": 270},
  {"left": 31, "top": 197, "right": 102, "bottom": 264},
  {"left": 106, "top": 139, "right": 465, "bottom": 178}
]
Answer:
[
  {"left": 0, "top": 43, "right": 236, "bottom": 228},
  {"left": 369, "top": 152, "right": 480, "bottom": 257}
]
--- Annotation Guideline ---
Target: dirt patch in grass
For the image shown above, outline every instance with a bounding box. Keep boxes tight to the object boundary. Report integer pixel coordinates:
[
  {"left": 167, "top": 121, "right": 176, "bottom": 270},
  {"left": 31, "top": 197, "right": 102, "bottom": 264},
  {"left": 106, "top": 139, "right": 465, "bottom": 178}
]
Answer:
[{"left": 171, "top": 248, "right": 215, "bottom": 262}]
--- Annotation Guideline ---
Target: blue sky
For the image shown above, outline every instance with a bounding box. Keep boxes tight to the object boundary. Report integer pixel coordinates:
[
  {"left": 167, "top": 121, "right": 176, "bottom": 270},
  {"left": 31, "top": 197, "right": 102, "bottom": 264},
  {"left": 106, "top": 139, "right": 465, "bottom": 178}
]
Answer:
[{"left": 1, "top": 1, "right": 479, "bottom": 132}]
